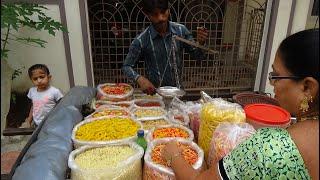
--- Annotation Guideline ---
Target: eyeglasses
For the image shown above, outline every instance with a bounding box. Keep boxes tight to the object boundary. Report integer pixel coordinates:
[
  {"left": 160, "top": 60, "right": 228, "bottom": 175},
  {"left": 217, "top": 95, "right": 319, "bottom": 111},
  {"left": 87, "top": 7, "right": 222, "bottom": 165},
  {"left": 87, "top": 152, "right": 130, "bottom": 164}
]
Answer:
[{"left": 268, "top": 72, "right": 301, "bottom": 85}]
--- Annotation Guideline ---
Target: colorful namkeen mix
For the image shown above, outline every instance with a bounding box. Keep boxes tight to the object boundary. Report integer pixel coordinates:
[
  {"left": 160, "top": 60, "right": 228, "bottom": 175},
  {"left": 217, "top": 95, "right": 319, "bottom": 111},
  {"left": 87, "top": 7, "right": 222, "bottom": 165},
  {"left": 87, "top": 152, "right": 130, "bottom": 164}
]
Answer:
[
  {"left": 141, "top": 119, "right": 169, "bottom": 130},
  {"left": 102, "top": 83, "right": 132, "bottom": 95},
  {"left": 91, "top": 109, "right": 130, "bottom": 118},
  {"left": 151, "top": 143, "right": 198, "bottom": 167},
  {"left": 134, "top": 108, "right": 165, "bottom": 118},
  {"left": 152, "top": 127, "right": 189, "bottom": 139}
]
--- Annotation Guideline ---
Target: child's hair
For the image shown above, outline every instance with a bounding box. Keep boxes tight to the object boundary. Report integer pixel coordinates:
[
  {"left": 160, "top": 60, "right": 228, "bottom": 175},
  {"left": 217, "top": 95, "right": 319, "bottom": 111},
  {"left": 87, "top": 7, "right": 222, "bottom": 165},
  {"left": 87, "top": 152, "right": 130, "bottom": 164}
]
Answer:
[
  {"left": 142, "top": 0, "right": 169, "bottom": 14},
  {"left": 28, "top": 64, "right": 50, "bottom": 78}
]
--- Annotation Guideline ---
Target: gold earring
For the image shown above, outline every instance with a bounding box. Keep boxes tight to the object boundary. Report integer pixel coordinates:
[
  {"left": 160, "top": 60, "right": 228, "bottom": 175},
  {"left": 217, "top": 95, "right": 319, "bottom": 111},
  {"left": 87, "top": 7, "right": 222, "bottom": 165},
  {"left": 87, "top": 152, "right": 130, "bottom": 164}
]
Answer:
[{"left": 300, "top": 96, "right": 312, "bottom": 112}]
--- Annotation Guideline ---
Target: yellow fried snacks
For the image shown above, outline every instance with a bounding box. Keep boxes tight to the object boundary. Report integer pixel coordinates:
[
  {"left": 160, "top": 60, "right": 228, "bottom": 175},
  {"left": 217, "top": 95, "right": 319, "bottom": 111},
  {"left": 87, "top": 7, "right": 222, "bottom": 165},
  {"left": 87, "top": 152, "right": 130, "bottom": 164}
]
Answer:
[
  {"left": 75, "top": 117, "right": 140, "bottom": 141},
  {"left": 198, "top": 102, "right": 245, "bottom": 159},
  {"left": 75, "top": 146, "right": 135, "bottom": 170}
]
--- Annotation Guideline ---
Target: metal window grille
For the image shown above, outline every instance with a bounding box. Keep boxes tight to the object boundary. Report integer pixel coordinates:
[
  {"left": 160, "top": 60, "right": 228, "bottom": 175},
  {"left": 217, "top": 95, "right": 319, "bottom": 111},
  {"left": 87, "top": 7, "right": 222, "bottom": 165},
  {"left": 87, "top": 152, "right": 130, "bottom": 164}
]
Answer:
[{"left": 88, "top": 0, "right": 267, "bottom": 96}]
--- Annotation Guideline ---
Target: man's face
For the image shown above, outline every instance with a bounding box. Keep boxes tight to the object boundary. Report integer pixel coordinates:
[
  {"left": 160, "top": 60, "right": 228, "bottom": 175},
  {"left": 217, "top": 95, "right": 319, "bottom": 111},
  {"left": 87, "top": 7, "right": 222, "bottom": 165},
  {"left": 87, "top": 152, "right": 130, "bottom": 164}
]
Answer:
[{"left": 147, "top": 8, "right": 170, "bottom": 32}]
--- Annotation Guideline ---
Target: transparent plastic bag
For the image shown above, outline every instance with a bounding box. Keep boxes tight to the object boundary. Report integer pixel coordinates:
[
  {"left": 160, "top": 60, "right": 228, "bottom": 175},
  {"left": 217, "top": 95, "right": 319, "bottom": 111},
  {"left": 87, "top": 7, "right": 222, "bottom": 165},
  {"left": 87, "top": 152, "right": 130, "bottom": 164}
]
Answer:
[
  {"left": 185, "top": 102, "right": 202, "bottom": 143},
  {"left": 92, "top": 100, "right": 133, "bottom": 110},
  {"left": 143, "top": 138, "right": 204, "bottom": 180},
  {"left": 133, "top": 99, "right": 165, "bottom": 109},
  {"left": 68, "top": 142, "right": 143, "bottom": 180},
  {"left": 96, "top": 83, "right": 134, "bottom": 101},
  {"left": 131, "top": 107, "right": 167, "bottom": 120},
  {"left": 207, "top": 122, "right": 256, "bottom": 167},
  {"left": 168, "top": 97, "right": 190, "bottom": 127},
  {"left": 138, "top": 117, "right": 172, "bottom": 133},
  {"left": 72, "top": 116, "right": 142, "bottom": 148},
  {"left": 146, "top": 124, "right": 194, "bottom": 142},
  {"left": 133, "top": 93, "right": 163, "bottom": 100},
  {"left": 167, "top": 108, "right": 190, "bottom": 127},
  {"left": 198, "top": 91, "right": 246, "bottom": 160}
]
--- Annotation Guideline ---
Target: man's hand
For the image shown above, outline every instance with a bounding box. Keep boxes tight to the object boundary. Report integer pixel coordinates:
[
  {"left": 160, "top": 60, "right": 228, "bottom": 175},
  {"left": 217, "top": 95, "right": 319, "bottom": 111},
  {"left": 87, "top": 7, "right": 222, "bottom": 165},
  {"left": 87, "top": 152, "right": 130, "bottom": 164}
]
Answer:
[
  {"left": 196, "top": 27, "right": 208, "bottom": 45},
  {"left": 137, "top": 76, "right": 156, "bottom": 95}
]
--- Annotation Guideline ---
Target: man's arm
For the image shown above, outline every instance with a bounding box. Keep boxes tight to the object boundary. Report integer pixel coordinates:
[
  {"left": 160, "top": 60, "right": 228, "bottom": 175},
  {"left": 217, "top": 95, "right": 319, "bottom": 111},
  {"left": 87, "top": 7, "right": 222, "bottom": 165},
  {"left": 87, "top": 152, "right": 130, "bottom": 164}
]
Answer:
[
  {"left": 181, "top": 25, "right": 207, "bottom": 60},
  {"left": 122, "top": 38, "right": 156, "bottom": 94},
  {"left": 122, "top": 39, "right": 143, "bottom": 82}
]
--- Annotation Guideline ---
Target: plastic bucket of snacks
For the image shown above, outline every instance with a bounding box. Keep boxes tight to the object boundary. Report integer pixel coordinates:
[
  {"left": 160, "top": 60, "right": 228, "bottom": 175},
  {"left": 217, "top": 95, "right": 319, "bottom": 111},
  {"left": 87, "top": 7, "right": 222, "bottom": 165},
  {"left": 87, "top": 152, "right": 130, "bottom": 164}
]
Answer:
[
  {"left": 97, "top": 83, "right": 134, "bottom": 101},
  {"left": 198, "top": 98, "right": 246, "bottom": 160},
  {"left": 138, "top": 117, "right": 172, "bottom": 133},
  {"left": 131, "top": 107, "right": 167, "bottom": 120},
  {"left": 146, "top": 124, "right": 194, "bottom": 142},
  {"left": 244, "top": 103, "right": 291, "bottom": 130},
  {"left": 143, "top": 138, "right": 204, "bottom": 180},
  {"left": 72, "top": 116, "right": 142, "bottom": 148},
  {"left": 68, "top": 142, "right": 144, "bottom": 180},
  {"left": 85, "top": 107, "right": 132, "bottom": 119},
  {"left": 133, "top": 99, "right": 165, "bottom": 109}
]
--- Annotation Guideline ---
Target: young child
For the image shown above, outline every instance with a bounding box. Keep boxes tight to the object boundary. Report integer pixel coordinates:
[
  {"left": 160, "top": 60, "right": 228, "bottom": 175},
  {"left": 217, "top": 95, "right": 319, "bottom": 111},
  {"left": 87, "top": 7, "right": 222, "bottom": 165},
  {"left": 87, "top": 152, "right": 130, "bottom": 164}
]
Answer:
[{"left": 25, "top": 64, "right": 63, "bottom": 127}]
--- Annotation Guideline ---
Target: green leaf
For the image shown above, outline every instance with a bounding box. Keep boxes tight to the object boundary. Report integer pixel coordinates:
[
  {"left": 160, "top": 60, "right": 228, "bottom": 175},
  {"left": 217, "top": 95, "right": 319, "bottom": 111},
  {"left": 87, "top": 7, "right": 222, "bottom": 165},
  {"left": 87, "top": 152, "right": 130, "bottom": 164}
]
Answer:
[{"left": 1, "top": 49, "right": 9, "bottom": 59}]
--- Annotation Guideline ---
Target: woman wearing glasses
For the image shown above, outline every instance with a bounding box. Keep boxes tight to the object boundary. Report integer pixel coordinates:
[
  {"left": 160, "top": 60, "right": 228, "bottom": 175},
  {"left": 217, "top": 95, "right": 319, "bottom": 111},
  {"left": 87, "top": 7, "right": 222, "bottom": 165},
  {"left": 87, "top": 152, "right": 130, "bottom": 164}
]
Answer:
[{"left": 161, "top": 28, "right": 319, "bottom": 179}]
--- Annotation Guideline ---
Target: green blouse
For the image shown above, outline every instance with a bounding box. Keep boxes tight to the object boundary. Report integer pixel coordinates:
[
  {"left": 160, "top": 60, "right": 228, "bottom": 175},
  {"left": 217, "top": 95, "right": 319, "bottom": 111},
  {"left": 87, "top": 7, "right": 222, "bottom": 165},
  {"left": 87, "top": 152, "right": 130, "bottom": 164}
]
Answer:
[{"left": 222, "top": 128, "right": 311, "bottom": 180}]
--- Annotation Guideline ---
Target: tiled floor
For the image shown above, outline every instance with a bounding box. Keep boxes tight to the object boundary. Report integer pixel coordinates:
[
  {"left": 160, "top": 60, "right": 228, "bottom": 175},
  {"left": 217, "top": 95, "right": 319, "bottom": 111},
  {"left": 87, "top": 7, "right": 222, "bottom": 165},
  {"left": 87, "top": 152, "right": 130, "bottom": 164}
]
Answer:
[
  {"left": 1, "top": 135, "right": 31, "bottom": 175},
  {"left": 1, "top": 151, "right": 20, "bottom": 174}
]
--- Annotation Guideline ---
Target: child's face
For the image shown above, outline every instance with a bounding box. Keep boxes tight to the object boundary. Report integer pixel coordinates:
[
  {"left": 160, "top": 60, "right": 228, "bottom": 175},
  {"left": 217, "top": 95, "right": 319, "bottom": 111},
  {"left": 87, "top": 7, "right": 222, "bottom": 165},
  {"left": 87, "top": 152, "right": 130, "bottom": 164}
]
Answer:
[{"left": 30, "top": 69, "right": 51, "bottom": 91}]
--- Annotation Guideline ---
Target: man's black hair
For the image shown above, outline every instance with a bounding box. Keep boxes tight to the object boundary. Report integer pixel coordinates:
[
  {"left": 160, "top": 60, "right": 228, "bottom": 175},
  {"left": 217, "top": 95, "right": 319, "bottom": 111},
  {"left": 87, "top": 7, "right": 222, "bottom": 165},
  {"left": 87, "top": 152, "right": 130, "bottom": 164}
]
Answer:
[
  {"left": 142, "top": 0, "right": 169, "bottom": 14},
  {"left": 28, "top": 64, "right": 50, "bottom": 78}
]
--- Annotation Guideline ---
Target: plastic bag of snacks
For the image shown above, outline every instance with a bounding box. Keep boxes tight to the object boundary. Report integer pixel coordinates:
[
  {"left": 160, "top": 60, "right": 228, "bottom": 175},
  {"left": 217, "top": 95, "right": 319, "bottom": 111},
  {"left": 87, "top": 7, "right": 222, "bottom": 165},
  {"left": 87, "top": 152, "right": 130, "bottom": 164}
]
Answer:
[
  {"left": 85, "top": 107, "right": 131, "bottom": 119},
  {"left": 168, "top": 108, "right": 190, "bottom": 127},
  {"left": 198, "top": 92, "right": 246, "bottom": 160},
  {"left": 132, "top": 107, "right": 167, "bottom": 120},
  {"left": 68, "top": 142, "right": 143, "bottom": 180},
  {"left": 72, "top": 116, "right": 142, "bottom": 148},
  {"left": 97, "top": 83, "right": 134, "bottom": 101},
  {"left": 207, "top": 122, "right": 256, "bottom": 167},
  {"left": 146, "top": 124, "right": 194, "bottom": 142},
  {"left": 92, "top": 100, "right": 133, "bottom": 110},
  {"left": 138, "top": 117, "right": 172, "bottom": 133},
  {"left": 185, "top": 102, "right": 202, "bottom": 142},
  {"left": 134, "top": 93, "right": 163, "bottom": 100},
  {"left": 143, "top": 138, "right": 204, "bottom": 180},
  {"left": 133, "top": 99, "right": 165, "bottom": 109}
]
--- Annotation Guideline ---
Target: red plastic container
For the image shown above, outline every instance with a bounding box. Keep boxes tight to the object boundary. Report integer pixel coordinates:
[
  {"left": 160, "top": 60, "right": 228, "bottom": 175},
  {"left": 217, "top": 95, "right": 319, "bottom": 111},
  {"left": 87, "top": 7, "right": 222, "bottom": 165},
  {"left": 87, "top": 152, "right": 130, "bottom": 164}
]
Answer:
[{"left": 244, "top": 104, "right": 291, "bottom": 129}]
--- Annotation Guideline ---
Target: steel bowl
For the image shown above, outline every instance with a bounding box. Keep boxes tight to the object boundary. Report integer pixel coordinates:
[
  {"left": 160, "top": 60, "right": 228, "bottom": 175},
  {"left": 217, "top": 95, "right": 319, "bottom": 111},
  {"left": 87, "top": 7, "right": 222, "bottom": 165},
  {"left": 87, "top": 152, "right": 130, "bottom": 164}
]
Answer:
[{"left": 156, "top": 86, "right": 186, "bottom": 98}]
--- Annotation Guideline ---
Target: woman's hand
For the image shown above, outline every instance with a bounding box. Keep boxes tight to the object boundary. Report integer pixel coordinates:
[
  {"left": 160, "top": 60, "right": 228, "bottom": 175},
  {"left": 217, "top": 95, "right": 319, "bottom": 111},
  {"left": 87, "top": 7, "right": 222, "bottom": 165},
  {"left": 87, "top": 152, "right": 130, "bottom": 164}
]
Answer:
[{"left": 162, "top": 141, "right": 181, "bottom": 162}]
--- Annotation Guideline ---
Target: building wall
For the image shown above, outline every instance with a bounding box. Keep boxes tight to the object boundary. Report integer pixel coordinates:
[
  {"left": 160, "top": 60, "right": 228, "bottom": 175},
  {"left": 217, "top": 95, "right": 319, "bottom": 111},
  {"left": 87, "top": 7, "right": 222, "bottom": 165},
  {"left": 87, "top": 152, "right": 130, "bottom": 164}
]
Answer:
[
  {"left": 64, "top": 0, "right": 88, "bottom": 87},
  {"left": 263, "top": 0, "right": 313, "bottom": 96},
  {"left": 7, "top": 4, "right": 70, "bottom": 94},
  {"left": 6, "top": 1, "right": 89, "bottom": 95}
]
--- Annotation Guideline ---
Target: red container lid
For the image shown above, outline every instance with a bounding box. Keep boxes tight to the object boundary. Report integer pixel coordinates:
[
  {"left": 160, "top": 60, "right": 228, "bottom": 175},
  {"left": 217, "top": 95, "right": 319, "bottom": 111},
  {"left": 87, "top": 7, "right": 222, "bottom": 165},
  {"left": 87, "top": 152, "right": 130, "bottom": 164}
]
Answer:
[{"left": 244, "top": 104, "right": 291, "bottom": 125}]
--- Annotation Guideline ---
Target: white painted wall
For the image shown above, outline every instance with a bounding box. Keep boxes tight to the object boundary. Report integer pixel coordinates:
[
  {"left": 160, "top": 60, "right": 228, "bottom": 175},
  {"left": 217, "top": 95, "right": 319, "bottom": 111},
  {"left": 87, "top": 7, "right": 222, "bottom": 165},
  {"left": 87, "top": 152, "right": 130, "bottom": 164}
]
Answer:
[
  {"left": 291, "top": 0, "right": 312, "bottom": 34},
  {"left": 6, "top": 1, "right": 90, "bottom": 94},
  {"left": 7, "top": 5, "right": 70, "bottom": 94},
  {"left": 64, "top": 0, "right": 88, "bottom": 86},
  {"left": 263, "top": 0, "right": 312, "bottom": 96}
]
